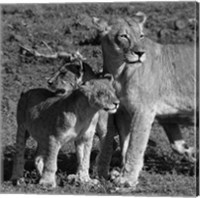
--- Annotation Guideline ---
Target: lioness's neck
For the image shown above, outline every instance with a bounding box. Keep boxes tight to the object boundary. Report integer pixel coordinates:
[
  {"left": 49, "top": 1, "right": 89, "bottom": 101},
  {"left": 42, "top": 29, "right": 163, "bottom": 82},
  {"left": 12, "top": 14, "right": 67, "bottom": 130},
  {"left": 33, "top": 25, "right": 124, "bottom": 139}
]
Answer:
[{"left": 103, "top": 55, "right": 126, "bottom": 78}]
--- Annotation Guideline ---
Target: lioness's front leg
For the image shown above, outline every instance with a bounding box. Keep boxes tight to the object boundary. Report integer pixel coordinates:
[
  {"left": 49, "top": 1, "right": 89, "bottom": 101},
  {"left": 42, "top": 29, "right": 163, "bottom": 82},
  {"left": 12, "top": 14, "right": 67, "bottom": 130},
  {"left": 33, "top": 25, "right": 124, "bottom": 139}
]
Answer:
[{"left": 115, "top": 106, "right": 156, "bottom": 189}]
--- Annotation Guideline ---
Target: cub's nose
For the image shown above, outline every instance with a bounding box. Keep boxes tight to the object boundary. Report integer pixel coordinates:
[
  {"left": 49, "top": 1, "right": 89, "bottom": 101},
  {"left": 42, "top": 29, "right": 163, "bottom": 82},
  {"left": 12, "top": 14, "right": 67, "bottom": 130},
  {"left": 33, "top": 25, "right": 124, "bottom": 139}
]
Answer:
[
  {"left": 47, "top": 78, "right": 54, "bottom": 85},
  {"left": 114, "top": 100, "right": 120, "bottom": 109}
]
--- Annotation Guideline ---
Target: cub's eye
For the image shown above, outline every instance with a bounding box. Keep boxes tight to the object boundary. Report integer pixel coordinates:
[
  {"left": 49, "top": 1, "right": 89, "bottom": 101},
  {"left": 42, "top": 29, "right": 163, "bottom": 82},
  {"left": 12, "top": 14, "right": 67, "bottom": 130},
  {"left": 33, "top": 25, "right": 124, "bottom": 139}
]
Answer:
[
  {"left": 59, "top": 69, "right": 67, "bottom": 75},
  {"left": 60, "top": 71, "right": 66, "bottom": 75},
  {"left": 119, "top": 34, "right": 129, "bottom": 39},
  {"left": 140, "top": 34, "right": 144, "bottom": 39},
  {"left": 97, "top": 90, "right": 106, "bottom": 98}
]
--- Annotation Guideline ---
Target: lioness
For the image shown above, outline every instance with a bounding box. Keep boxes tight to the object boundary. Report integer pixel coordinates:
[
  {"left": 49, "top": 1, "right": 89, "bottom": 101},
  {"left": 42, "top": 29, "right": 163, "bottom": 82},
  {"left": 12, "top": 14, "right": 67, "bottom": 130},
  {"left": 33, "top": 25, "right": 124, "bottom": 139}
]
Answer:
[
  {"left": 93, "top": 12, "right": 197, "bottom": 189},
  {"left": 11, "top": 75, "right": 119, "bottom": 188}
]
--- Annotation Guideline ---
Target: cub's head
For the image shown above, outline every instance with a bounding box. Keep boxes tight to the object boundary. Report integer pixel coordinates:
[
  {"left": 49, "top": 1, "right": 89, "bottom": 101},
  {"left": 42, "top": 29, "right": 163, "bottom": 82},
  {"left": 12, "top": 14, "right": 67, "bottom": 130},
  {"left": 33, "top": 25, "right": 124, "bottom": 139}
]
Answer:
[
  {"left": 47, "top": 62, "right": 83, "bottom": 94},
  {"left": 93, "top": 12, "right": 147, "bottom": 67},
  {"left": 80, "top": 74, "right": 119, "bottom": 113}
]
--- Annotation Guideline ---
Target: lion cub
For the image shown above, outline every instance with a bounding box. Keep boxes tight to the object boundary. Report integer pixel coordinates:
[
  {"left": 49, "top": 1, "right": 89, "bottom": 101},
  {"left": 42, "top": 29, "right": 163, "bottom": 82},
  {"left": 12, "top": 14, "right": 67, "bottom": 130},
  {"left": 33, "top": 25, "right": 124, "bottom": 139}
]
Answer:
[{"left": 11, "top": 75, "right": 119, "bottom": 188}]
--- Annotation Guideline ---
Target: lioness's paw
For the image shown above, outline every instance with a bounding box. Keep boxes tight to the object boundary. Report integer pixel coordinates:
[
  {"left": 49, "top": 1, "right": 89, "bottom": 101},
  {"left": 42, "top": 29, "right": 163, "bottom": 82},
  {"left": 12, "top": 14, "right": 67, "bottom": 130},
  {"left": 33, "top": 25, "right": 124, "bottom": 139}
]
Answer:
[
  {"left": 113, "top": 186, "right": 137, "bottom": 194},
  {"left": 110, "top": 175, "right": 137, "bottom": 194},
  {"left": 111, "top": 173, "right": 138, "bottom": 192},
  {"left": 39, "top": 178, "right": 56, "bottom": 188}
]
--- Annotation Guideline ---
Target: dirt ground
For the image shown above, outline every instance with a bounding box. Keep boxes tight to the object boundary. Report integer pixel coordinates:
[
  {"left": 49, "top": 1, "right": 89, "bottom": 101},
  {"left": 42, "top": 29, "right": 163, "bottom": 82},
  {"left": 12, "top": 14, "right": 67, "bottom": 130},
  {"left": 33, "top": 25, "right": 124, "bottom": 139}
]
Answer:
[{"left": 1, "top": 2, "right": 197, "bottom": 195}]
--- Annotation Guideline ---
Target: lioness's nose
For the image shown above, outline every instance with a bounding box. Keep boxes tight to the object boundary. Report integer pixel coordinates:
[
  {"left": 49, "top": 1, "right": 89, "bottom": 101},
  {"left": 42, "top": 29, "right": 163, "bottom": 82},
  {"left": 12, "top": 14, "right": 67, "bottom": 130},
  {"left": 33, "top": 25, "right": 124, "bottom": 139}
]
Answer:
[
  {"left": 132, "top": 45, "right": 145, "bottom": 58},
  {"left": 134, "top": 51, "right": 145, "bottom": 58}
]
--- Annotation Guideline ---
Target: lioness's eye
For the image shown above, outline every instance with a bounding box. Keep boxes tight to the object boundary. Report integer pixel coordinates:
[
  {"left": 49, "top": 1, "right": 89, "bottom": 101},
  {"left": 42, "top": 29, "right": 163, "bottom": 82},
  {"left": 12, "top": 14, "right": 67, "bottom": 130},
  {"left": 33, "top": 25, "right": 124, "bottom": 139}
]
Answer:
[{"left": 116, "top": 33, "right": 130, "bottom": 47}]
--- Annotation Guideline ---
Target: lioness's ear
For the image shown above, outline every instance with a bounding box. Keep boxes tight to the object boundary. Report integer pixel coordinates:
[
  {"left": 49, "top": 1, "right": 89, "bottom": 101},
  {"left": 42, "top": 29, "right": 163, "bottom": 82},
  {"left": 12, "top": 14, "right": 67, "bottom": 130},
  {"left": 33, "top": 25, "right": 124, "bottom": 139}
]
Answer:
[
  {"left": 133, "top": 12, "right": 147, "bottom": 33},
  {"left": 92, "top": 17, "right": 111, "bottom": 36}
]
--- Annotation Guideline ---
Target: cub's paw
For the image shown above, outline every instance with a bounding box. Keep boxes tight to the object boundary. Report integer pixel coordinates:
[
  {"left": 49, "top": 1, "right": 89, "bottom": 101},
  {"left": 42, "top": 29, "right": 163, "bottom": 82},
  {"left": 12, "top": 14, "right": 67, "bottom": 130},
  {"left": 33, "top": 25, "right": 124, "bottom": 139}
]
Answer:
[
  {"left": 67, "top": 174, "right": 79, "bottom": 184},
  {"left": 67, "top": 174, "right": 99, "bottom": 186},
  {"left": 87, "top": 178, "right": 100, "bottom": 186},
  {"left": 12, "top": 177, "right": 26, "bottom": 186},
  {"left": 184, "top": 147, "right": 196, "bottom": 162},
  {"left": 110, "top": 168, "right": 120, "bottom": 181}
]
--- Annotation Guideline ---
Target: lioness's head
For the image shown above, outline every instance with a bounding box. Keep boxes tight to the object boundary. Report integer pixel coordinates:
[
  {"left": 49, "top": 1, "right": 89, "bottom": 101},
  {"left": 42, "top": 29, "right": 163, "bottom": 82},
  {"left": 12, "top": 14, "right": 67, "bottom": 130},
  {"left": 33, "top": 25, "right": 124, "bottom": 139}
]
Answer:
[
  {"left": 93, "top": 12, "right": 147, "bottom": 68},
  {"left": 80, "top": 74, "right": 119, "bottom": 113}
]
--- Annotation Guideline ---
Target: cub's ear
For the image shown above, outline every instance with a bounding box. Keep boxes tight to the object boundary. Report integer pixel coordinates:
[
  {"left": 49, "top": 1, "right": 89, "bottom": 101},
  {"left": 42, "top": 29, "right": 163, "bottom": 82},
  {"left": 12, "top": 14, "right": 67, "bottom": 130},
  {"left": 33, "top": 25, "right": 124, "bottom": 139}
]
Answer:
[
  {"left": 92, "top": 17, "right": 111, "bottom": 36},
  {"left": 103, "top": 73, "right": 114, "bottom": 84},
  {"left": 80, "top": 80, "right": 90, "bottom": 87},
  {"left": 79, "top": 80, "right": 92, "bottom": 94},
  {"left": 133, "top": 12, "right": 147, "bottom": 33}
]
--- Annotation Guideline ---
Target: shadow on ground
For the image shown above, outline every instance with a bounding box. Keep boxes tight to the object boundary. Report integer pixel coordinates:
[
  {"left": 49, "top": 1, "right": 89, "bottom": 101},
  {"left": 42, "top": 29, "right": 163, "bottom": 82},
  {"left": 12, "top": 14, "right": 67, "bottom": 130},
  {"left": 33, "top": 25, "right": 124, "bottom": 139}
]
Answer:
[{"left": 2, "top": 143, "right": 195, "bottom": 186}]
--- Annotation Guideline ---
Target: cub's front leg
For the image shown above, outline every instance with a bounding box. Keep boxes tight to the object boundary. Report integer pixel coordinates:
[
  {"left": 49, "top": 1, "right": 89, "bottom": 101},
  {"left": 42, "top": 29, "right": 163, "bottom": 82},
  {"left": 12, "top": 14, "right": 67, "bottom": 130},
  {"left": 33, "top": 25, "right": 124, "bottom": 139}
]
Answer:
[
  {"left": 11, "top": 126, "right": 29, "bottom": 185},
  {"left": 39, "top": 136, "right": 61, "bottom": 188},
  {"left": 35, "top": 143, "right": 46, "bottom": 176},
  {"left": 71, "top": 136, "right": 96, "bottom": 184},
  {"left": 68, "top": 113, "right": 99, "bottom": 185}
]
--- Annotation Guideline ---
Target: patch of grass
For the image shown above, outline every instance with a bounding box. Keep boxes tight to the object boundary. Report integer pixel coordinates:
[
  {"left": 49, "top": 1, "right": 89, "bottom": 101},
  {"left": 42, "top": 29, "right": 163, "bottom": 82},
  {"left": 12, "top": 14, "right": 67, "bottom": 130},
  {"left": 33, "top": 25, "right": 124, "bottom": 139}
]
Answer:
[
  {"left": 1, "top": 2, "right": 197, "bottom": 196},
  {"left": 136, "top": 171, "right": 196, "bottom": 196},
  {"left": 1, "top": 133, "right": 196, "bottom": 195}
]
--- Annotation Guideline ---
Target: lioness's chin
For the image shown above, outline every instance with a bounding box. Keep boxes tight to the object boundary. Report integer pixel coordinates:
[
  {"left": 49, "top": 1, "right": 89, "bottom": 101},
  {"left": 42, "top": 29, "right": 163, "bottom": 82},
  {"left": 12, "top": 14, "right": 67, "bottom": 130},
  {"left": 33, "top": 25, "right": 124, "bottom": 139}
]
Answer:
[
  {"left": 104, "top": 108, "right": 118, "bottom": 114},
  {"left": 126, "top": 60, "right": 142, "bottom": 65},
  {"left": 126, "top": 53, "right": 146, "bottom": 64},
  {"left": 125, "top": 62, "right": 142, "bottom": 70}
]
